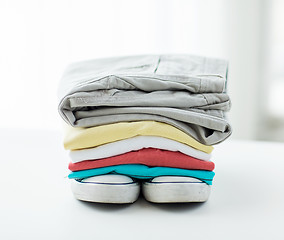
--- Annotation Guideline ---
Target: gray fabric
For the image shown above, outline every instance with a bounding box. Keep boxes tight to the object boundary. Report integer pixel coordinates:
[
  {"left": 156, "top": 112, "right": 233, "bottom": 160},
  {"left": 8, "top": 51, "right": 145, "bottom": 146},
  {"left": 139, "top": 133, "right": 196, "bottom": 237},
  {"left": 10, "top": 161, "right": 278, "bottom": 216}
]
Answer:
[
  {"left": 58, "top": 54, "right": 231, "bottom": 145},
  {"left": 73, "top": 112, "right": 231, "bottom": 145}
]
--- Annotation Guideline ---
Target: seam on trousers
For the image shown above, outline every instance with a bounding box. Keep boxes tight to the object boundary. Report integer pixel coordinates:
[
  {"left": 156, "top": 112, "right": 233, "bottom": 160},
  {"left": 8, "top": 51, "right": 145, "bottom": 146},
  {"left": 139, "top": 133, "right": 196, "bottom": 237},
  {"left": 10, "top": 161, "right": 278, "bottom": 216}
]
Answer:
[
  {"left": 201, "top": 93, "right": 209, "bottom": 105},
  {"left": 154, "top": 56, "right": 161, "bottom": 73}
]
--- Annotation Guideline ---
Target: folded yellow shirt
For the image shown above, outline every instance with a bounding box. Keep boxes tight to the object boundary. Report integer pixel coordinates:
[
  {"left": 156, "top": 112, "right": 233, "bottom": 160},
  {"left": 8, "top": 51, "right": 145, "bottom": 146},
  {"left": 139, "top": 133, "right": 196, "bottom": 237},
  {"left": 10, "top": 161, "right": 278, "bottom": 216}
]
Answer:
[{"left": 64, "top": 121, "right": 213, "bottom": 153}]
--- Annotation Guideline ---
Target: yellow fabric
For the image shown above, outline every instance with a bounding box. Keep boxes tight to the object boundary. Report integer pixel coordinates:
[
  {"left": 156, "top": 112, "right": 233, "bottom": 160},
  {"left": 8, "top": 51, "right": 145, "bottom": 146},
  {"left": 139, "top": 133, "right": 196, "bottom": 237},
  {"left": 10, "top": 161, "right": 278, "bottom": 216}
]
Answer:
[{"left": 63, "top": 121, "right": 213, "bottom": 153}]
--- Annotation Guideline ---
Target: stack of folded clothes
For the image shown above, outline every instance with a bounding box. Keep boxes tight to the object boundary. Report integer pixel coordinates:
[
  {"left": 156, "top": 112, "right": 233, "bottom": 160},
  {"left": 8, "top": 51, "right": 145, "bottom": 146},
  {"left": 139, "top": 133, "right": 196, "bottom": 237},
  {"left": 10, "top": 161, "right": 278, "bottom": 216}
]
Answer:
[{"left": 58, "top": 55, "right": 231, "bottom": 204}]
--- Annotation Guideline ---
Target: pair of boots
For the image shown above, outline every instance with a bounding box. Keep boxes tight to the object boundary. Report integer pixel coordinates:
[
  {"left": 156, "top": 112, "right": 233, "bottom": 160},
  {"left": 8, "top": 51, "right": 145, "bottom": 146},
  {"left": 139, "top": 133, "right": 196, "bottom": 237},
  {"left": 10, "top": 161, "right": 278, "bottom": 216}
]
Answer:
[{"left": 71, "top": 175, "right": 211, "bottom": 204}]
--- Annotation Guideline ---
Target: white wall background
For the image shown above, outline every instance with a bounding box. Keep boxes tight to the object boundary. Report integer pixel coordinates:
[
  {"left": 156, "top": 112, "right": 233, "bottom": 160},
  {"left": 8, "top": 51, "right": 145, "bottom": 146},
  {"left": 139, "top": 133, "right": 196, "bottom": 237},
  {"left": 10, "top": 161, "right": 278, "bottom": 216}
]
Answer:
[{"left": 0, "top": 0, "right": 282, "bottom": 141}]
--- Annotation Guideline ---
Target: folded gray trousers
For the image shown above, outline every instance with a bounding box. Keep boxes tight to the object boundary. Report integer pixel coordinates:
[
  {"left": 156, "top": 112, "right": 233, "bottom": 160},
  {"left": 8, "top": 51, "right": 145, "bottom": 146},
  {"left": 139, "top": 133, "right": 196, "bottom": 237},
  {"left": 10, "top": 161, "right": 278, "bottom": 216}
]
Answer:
[{"left": 58, "top": 55, "right": 231, "bottom": 145}]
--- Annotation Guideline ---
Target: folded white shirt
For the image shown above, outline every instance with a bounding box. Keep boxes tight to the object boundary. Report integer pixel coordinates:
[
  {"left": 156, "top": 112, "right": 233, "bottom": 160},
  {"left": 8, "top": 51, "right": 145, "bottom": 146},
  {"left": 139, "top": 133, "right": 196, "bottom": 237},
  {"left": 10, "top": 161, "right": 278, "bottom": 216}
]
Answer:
[{"left": 69, "top": 136, "right": 212, "bottom": 163}]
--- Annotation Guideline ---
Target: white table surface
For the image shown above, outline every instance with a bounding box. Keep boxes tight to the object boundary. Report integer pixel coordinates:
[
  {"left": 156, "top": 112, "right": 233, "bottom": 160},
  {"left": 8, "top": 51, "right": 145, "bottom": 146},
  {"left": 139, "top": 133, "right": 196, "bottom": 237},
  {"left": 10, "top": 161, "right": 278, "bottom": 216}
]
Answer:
[{"left": 1, "top": 129, "right": 284, "bottom": 240}]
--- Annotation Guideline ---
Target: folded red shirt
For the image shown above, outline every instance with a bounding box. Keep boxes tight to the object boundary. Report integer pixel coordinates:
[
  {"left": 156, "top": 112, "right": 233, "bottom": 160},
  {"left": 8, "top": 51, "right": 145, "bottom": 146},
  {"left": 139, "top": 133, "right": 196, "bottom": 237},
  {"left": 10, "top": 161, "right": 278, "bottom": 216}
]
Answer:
[{"left": 69, "top": 148, "right": 214, "bottom": 172}]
